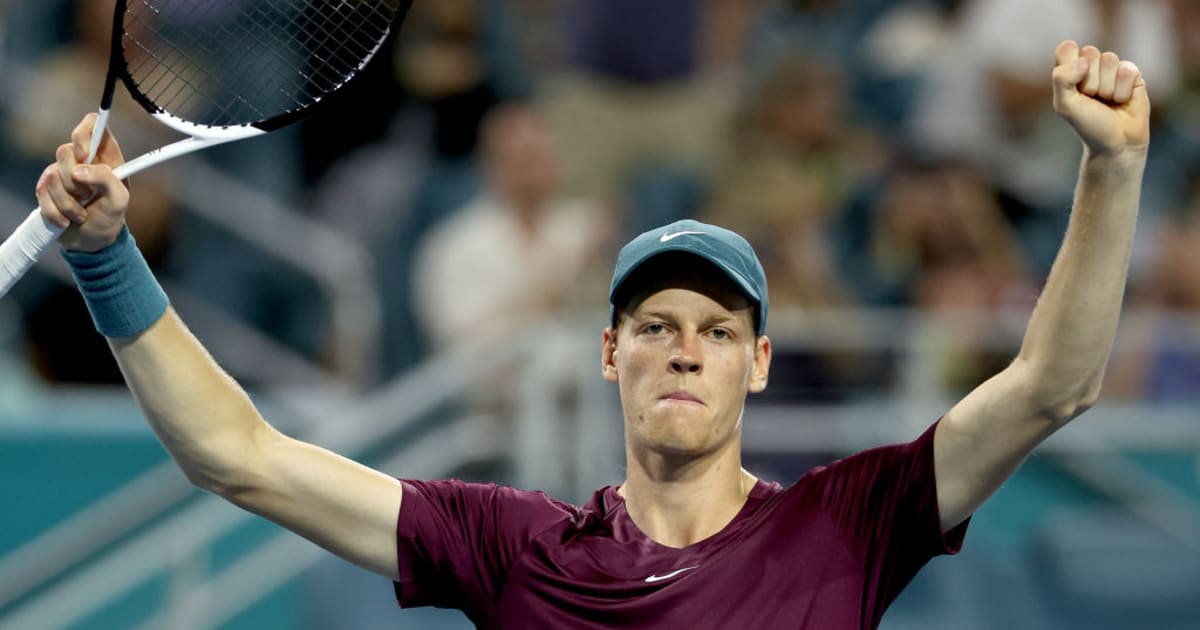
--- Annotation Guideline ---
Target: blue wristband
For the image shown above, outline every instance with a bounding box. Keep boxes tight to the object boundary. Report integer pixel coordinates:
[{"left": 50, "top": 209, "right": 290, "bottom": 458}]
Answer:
[{"left": 62, "top": 226, "right": 169, "bottom": 338}]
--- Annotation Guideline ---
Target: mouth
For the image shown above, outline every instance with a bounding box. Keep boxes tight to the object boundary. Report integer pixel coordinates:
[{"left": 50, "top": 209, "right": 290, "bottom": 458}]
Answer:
[{"left": 660, "top": 391, "right": 704, "bottom": 406}]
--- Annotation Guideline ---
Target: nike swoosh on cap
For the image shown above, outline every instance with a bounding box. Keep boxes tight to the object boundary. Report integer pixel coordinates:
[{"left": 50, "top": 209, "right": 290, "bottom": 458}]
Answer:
[
  {"left": 644, "top": 566, "right": 699, "bottom": 583},
  {"left": 659, "top": 230, "right": 707, "bottom": 243}
]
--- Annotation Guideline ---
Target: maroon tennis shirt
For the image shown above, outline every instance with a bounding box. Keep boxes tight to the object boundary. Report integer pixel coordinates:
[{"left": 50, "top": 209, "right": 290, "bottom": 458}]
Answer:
[{"left": 394, "top": 422, "right": 967, "bottom": 629}]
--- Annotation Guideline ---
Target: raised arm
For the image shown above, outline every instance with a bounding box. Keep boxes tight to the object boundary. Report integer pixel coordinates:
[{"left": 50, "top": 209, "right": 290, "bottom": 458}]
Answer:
[
  {"left": 36, "top": 114, "right": 404, "bottom": 579},
  {"left": 933, "top": 41, "right": 1151, "bottom": 531}
]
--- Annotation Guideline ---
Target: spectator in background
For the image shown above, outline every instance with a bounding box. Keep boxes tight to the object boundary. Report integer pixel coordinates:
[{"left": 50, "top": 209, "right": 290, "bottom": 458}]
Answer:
[
  {"left": 391, "top": 0, "right": 534, "bottom": 266},
  {"left": 706, "top": 163, "right": 853, "bottom": 312},
  {"left": 743, "top": 0, "right": 903, "bottom": 131},
  {"left": 301, "top": 0, "right": 531, "bottom": 186},
  {"left": 856, "top": 0, "right": 968, "bottom": 132},
  {"left": 542, "top": 0, "right": 761, "bottom": 232},
  {"left": 715, "top": 53, "right": 886, "bottom": 237},
  {"left": 907, "top": 0, "right": 1177, "bottom": 270},
  {"left": 304, "top": 0, "right": 536, "bottom": 377},
  {"left": 410, "top": 104, "right": 611, "bottom": 465},
  {"left": 502, "top": 0, "right": 573, "bottom": 79},
  {"left": 397, "top": 0, "right": 531, "bottom": 162},
  {"left": 412, "top": 104, "right": 610, "bottom": 350},
  {"left": 865, "top": 161, "right": 1035, "bottom": 395},
  {"left": 745, "top": 0, "right": 875, "bottom": 73}
]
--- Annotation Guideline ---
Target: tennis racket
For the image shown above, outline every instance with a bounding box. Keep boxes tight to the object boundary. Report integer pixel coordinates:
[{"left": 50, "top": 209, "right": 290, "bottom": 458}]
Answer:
[{"left": 0, "top": 0, "right": 411, "bottom": 298}]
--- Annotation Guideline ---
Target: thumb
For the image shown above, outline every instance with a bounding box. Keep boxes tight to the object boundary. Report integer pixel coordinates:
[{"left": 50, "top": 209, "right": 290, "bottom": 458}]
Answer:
[
  {"left": 1051, "top": 40, "right": 1088, "bottom": 108},
  {"left": 71, "top": 164, "right": 129, "bottom": 209},
  {"left": 72, "top": 164, "right": 115, "bottom": 189}
]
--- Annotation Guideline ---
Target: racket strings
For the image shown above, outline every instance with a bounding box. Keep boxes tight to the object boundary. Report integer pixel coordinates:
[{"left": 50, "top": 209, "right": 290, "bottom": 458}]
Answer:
[
  {"left": 288, "top": 4, "right": 394, "bottom": 96},
  {"left": 124, "top": 7, "right": 236, "bottom": 121},
  {"left": 126, "top": 5, "right": 293, "bottom": 124},
  {"left": 120, "top": 0, "right": 400, "bottom": 129}
]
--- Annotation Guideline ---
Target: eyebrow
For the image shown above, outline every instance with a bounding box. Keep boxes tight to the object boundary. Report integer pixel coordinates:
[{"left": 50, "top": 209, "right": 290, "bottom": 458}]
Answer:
[{"left": 634, "top": 309, "right": 745, "bottom": 330}]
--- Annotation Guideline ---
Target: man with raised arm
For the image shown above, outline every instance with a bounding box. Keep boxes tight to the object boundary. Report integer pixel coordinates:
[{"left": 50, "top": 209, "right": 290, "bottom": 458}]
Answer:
[{"left": 35, "top": 40, "right": 1148, "bottom": 628}]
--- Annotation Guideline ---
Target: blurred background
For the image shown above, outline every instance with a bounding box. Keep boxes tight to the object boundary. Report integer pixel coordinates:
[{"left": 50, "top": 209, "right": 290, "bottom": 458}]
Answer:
[{"left": 0, "top": 0, "right": 1198, "bottom": 628}]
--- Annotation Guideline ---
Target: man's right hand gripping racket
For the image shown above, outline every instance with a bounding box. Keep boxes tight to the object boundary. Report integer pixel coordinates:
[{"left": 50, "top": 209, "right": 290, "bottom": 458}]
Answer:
[{"left": 0, "top": 0, "right": 411, "bottom": 298}]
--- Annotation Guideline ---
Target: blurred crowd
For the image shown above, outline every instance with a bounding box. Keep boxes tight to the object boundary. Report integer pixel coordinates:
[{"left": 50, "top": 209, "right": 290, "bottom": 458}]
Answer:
[{"left": 2, "top": 0, "right": 1199, "bottom": 403}]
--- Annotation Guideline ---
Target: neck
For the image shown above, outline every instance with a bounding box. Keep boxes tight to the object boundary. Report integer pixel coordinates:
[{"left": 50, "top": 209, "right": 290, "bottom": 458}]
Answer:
[
  {"left": 618, "top": 440, "right": 757, "bottom": 548},
  {"left": 495, "top": 188, "right": 546, "bottom": 232}
]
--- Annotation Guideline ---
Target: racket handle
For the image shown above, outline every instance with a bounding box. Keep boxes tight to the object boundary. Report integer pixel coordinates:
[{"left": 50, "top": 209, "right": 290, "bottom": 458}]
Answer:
[{"left": 0, "top": 209, "right": 67, "bottom": 299}]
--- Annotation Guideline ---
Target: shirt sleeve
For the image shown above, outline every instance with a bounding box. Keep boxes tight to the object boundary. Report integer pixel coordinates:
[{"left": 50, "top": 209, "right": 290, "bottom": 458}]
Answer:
[
  {"left": 814, "top": 420, "right": 968, "bottom": 621},
  {"left": 393, "top": 479, "right": 576, "bottom": 618}
]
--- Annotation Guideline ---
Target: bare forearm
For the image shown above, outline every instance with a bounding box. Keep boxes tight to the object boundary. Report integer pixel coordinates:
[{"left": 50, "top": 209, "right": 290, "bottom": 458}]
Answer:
[
  {"left": 110, "top": 308, "right": 404, "bottom": 578},
  {"left": 1017, "top": 149, "right": 1146, "bottom": 415},
  {"left": 109, "top": 307, "right": 270, "bottom": 492}
]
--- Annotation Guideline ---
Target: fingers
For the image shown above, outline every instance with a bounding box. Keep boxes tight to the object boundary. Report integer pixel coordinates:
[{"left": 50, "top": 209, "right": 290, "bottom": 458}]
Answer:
[
  {"left": 1092, "top": 51, "right": 1120, "bottom": 100},
  {"left": 37, "top": 156, "right": 130, "bottom": 231},
  {"left": 1113, "top": 60, "right": 1140, "bottom": 103},
  {"left": 1052, "top": 40, "right": 1144, "bottom": 106},
  {"left": 70, "top": 112, "right": 125, "bottom": 167},
  {"left": 69, "top": 113, "right": 98, "bottom": 163},
  {"left": 54, "top": 143, "right": 90, "bottom": 199},
  {"left": 72, "top": 163, "right": 129, "bottom": 209},
  {"left": 38, "top": 114, "right": 132, "bottom": 232},
  {"left": 1080, "top": 45, "right": 1102, "bottom": 96},
  {"left": 1052, "top": 40, "right": 1088, "bottom": 104},
  {"left": 36, "top": 164, "right": 86, "bottom": 228},
  {"left": 1053, "top": 40, "right": 1081, "bottom": 69}
]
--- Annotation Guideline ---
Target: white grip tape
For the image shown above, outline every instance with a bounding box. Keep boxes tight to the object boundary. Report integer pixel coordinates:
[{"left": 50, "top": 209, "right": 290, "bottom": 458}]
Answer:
[{"left": 0, "top": 210, "right": 67, "bottom": 299}]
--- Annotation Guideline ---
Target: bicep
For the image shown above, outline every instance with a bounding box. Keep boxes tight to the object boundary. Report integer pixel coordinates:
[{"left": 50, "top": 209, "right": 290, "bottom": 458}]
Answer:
[
  {"left": 229, "top": 427, "right": 404, "bottom": 580},
  {"left": 935, "top": 362, "right": 1065, "bottom": 531}
]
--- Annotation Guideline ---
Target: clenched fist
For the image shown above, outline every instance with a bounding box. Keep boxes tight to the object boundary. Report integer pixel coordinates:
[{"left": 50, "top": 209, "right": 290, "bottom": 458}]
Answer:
[
  {"left": 36, "top": 113, "right": 130, "bottom": 253},
  {"left": 1051, "top": 40, "right": 1150, "bottom": 157}
]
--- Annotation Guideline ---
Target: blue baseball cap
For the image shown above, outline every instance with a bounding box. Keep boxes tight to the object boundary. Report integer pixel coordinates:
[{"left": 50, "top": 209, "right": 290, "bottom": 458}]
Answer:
[{"left": 608, "top": 219, "right": 768, "bottom": 335}]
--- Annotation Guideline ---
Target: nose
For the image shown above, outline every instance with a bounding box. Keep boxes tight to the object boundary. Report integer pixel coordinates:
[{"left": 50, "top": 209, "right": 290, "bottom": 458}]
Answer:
[{"left": 669, "top": 333, "right": 702, "bottom": 375}]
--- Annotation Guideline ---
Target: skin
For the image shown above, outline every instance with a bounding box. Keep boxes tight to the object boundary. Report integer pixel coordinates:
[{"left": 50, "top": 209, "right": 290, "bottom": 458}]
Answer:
[
  {"left": 34, "top": 40, "right": 1149, "bottom": 577},
  {"left": 602, "top": 268, "right": 771, "bottom": 548}
]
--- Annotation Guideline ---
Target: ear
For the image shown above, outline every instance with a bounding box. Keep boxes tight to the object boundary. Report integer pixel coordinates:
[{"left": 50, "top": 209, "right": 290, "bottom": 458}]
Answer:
[
  {"left": 748, "top": 334, "right": 771, "bottom": 393},
  {"left": 601, "top": 327, "right": 619, "bottom": 382}
]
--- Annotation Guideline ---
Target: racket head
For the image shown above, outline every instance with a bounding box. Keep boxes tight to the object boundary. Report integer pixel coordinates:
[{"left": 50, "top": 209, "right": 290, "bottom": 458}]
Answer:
[{"left": 112, "top": 0, "right": 412, "bottom": 136}]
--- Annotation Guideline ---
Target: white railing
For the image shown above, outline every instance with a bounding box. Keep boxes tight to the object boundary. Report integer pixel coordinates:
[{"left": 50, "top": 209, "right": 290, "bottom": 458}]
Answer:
[{"left": 177, "top": 164, "right": 382, "bottom": 386}]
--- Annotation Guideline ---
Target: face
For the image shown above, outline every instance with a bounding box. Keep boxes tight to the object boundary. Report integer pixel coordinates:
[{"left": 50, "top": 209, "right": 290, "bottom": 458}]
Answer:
[
  {"left": 484, "top": 107, "right": 561, "bottom": 206},
  {"left": 602, "top": 272, "right": 771, "bottom": 459}
]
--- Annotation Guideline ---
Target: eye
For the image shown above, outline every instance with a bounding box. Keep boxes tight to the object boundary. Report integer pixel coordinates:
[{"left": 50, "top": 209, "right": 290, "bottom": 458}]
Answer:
[
  {"left": 642, "top": 322, "right": 667, "bottom": 336},
  {"left": 709, "top": 327, "right": 731, "bottom": 341}
]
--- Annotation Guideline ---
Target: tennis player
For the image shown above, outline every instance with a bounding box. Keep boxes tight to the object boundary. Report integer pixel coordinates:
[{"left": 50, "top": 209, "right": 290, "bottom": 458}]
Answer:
[{"left": 36, "top": 40, "right": 1148, "bottom": 628}]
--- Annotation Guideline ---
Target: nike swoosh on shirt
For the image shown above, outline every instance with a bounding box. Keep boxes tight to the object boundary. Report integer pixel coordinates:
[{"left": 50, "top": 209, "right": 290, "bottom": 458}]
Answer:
[
  {"left": 659, "top": 231, "right": 706, "bottom": 242},
  {"left": 644, "top": 566, "right": 699, "bottom": 583}
]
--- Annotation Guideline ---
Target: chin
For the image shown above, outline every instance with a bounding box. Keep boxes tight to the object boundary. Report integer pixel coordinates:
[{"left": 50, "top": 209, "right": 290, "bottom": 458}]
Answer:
[
  {"left": 627, "top": 405, "right": 734, "bottom": 456},
  {"left": 649, "top": 429, "right": 702, "bottom": 449},
  {"left": 636, "top": 424, "right": 718, "bottom": 457}
]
